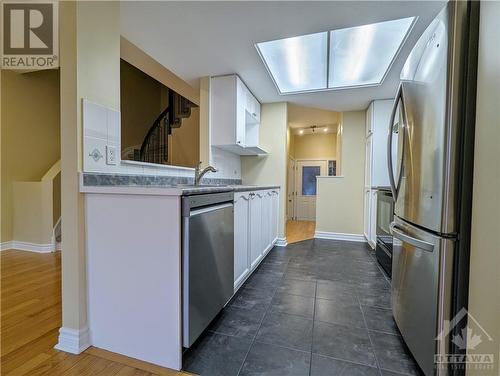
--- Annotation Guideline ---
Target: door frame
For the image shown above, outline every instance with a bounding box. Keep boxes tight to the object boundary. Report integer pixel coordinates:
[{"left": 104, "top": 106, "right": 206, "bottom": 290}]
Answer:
[{"left": 287, "top": 156, "right": 296, "bottom": 220}]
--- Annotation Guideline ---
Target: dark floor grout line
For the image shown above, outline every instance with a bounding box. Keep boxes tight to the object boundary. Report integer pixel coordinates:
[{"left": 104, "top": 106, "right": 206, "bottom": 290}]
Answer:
[
  {"left": 312, "top": 352, "right": 382, "bottom": 370},
  {"left": 252, "top": 339, "right": 312, "bottom": 355},
  {"left": 308, "top": 279, "right": 318, "bottom": 376},
  {"left": 235, "top": 251, "right": 291, "bottom": 376},
  {"left": 358, "top": 293, "right": 384, "bottom": 376}
]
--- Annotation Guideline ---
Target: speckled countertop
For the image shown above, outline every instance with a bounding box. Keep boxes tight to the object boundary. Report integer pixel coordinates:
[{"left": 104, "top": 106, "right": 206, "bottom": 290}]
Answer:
[{"left": 80, "top": 172, "right": 280, "bottom": 196}]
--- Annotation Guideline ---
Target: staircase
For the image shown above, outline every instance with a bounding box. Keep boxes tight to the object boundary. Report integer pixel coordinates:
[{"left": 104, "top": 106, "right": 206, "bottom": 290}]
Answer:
[{"left": 133, "top": 91, "right": 197, "bottom": 164}]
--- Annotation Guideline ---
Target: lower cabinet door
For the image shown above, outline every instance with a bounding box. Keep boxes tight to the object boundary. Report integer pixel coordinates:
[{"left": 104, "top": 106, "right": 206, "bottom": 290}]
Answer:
[
  {"left": 261, "top": 191, "right": 272, "bottom": 255},
  {"left": 370, "top": 189, "right": 378, "bottom": 248},
  {"left": 234, "top": 193, "right": 250, "bottom": 290},
  {"left": 249, "top": 192, "right": 263, "bottom": 269},
  {"left": 363, "top": 189, "right": 371, "bottom": 241},
  {"left": 271, "top": 190, "right": 279, "bottom": 243}
]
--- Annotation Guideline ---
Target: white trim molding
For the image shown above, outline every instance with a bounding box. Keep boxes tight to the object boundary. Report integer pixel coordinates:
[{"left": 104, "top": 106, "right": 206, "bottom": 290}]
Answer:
[
  {"left": 0, "top": 240, "right": 57, "bottom": 253},
  {"left": 314, "top": 231, "right": 366, "bottom": 242},
  {"left": 54, "top": 326, "right": 91, "bottom": 354},
  {"left": 275, "top": 237, "right": 288, "bottom": 247}
]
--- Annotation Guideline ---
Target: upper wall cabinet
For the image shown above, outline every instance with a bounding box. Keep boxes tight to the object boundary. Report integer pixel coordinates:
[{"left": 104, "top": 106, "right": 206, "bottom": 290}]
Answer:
[
  {"left": 365, "top": 99, "right": 395, "bottom": 188},
  {"left": 211, "top": 75, "right": 267, "bottom": 156}
]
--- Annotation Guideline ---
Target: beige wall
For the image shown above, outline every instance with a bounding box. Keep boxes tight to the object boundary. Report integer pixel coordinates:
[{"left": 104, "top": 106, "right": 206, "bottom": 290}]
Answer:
[
  {"left": 59, "top": 0, "right": 120, "bottom": 333},
  {"left": 120, "top": 59, "right": 163, "bottom": 150},
  {"left": 467, "top": 2, "right": 500, "bottom": 374},
  {"left": 291, "top": 133, "right": 337, "bottom": 160},
  {"left": 316, "top": 111, "right": 365, "bottom": 235},
  {"left": 241, "top": 102, "right": 288, "bottom": 238},
  {"left": 120, "top": 59, "right": 200, "bottom": 167},
  {"left": 170, "top": 107, "right": 200, "bottom": 168},
  {"left": 1, "top": 70, "right": 60, "bottom": 243}
]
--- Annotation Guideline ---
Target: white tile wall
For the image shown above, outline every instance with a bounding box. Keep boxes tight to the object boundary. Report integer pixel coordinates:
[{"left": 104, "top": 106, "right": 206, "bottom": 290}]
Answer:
[{"left": 210, "top": 147, "right": 241, "bottom": 180}]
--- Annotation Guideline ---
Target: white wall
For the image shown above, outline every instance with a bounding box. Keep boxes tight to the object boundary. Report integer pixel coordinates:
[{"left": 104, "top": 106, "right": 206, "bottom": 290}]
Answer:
[
  {"left": 315, "top": 111, "right": 365, "bottom": 236},
  {"left": 241, "top": 102, "right": 288, "bottom": 238},
  {"left": 467, "top": 2, "right": 500, "bottom": 374}
]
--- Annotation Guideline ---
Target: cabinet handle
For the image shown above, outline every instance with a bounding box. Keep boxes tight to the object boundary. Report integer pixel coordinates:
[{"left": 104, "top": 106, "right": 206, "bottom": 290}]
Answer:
[{"left": 252, "top": 112, "right": 257, "bottom": 117}]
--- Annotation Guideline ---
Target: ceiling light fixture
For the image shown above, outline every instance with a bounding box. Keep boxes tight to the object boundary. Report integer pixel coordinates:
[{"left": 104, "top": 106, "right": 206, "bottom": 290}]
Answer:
[{"left": 256, "top": 16, "right": 416, "bottom": 94}]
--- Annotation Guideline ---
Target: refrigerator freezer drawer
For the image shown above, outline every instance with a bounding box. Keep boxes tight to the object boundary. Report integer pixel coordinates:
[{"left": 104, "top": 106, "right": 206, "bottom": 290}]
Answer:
[{"left": 391, "top": 217, "right": 455, "bottom": 376}]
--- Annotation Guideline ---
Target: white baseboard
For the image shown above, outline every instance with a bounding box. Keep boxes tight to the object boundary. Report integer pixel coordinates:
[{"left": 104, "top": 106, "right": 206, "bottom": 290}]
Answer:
[
  {"left": 54, "top": 326, "right": 91, "bottom": 354},
  {"left": 275, "top": 237, "right": 288, "bottom": 247},
  {"left": 314, "top": 231, "right": 366, "bottom": 242},
  {"left": 0, "top": 240, "right": 57, "bottom": 253}
]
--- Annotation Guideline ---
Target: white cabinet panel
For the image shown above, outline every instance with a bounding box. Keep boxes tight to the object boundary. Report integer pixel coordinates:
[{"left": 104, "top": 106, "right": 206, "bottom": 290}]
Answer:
[
  {"left": 364, "top": 189, "right": 370, "bottom": 241},
  {"left": 234, "top": 193, "right": 250, "bottom": 290},
  {"left": 365, "top": 135, "right": 373, "bottom": 188},
  {"left": 271, "top": 190, "right": 279, "bottom": 243},
  {"left": 366, "top": 101, "right": 374, "bottom": 137},
  {"left": 249, "top": 192, "right": 263, "bottom": 269},
  {"left": 370, "top": 189, "right": 378, "bottom": 247},
  {"left": 371, "top": 99, "right": 394, "bottom": 188},
  {"left": 261, "top": 191, "right": 272, "bottom": 255}
]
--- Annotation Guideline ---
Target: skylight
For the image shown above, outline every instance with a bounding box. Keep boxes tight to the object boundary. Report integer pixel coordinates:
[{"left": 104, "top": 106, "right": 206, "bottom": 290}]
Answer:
[
  {"left": 256, "top": 32, "right": 328, "bottom": 93},
  {"left": 256, "top": 17, "right": 416, "bottom": 94}
]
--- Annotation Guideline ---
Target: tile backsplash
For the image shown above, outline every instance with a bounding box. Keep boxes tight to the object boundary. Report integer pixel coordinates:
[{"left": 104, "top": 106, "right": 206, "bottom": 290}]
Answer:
[{"left": 210, "top": 147, "right": 241, "bottom": 180}]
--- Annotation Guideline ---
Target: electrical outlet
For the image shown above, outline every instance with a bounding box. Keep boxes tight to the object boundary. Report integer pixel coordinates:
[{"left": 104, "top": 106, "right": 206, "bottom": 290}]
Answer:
[{"left": 106, "top": 145, "right": 117, "bottom": 165}]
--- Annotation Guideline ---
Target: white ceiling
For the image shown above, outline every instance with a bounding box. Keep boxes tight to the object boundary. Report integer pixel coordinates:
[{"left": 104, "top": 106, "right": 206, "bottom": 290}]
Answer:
[{"left": 121, "top": 1, "right": 446, "bottom": 112}]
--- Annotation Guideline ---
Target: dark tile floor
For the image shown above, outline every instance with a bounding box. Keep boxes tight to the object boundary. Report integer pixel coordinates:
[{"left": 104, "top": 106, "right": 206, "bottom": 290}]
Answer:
[{"left": 183, "top": 239, "right": 423, "bottom": 376}]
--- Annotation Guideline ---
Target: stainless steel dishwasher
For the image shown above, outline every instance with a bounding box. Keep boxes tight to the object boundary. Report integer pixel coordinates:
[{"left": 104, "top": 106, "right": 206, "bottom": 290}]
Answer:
[{"left": 182, "top": 192, "right": 234, "bottom": 348}]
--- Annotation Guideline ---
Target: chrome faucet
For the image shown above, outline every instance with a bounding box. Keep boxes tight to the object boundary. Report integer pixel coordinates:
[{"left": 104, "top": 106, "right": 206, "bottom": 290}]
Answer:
[{"left": 194, "top": 162, "right": 217, "bottom": 185}]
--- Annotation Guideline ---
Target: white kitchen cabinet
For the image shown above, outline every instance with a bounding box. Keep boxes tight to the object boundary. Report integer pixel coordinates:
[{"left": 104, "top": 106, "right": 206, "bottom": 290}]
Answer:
[
  {"left": 271, "top": 190, "right": 279, "bottom": 244},
  {"left": 249, "top": 191, "right": 263, "bottom": 269},
  {"left": 369, "top": 189, "right": 378, "bottom": 248},
  {"left": 234, "top": 192, "right": 250, "bottom": 290},
  {"left": 210, "top": 75, "right": 266, "bottom": 155},
  {"left": 364, "top": 99, "right": 394, "bottom": 248},
  {"left": 365, "top": 99, "right": 394, "bottom": 187},
  {"left": 234, "top": 188, "right": 280, "bottom": 291},
  {"left": 365, "top": 135, "right": 373, "bottom": 188},
  {"left": 364, "top": 189, "right": 370, "bottom": 241},
  {"left": 261, "top": 191, "right": 272, "bottom": 255},
  {"left": 366, "top": 101, "right": 374, "bottom": 137}
]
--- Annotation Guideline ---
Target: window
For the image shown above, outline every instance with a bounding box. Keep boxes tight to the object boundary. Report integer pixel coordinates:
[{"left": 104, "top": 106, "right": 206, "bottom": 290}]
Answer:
[
  {"left": 256, "top": 17, "right": 416, "bottom": 94},
  {"left": 302, "top": 166, "right": 321, "bottom": 196}
]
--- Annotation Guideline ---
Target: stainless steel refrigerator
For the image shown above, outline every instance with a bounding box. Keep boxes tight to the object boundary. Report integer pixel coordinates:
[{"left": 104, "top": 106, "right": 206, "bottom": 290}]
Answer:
[{"left": 387, "top": 2, "right": 479, "bottom": 375}]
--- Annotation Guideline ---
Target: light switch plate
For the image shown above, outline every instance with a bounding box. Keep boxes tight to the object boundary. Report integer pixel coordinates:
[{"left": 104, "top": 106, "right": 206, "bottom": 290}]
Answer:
[{"left": 106, "top": 145, "right": 117, "bottom": 165}]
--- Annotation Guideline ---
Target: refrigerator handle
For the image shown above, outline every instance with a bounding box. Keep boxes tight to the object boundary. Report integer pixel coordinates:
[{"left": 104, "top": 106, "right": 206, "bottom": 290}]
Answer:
[
  {"left": 390, "top": 222, "right": 435, "bottom": 252},
  {"left": 387, "top": 83, "right": 406, "bottom": 202},
  {"left": 387, "top": 84, "right": 403, "bottom": 201}
]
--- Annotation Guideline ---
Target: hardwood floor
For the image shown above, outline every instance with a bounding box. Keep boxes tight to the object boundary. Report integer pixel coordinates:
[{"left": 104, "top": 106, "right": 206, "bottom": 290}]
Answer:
[
  {"left": 286, "top": 220, "right": 316, "bottom": 244},
  {"left": 0, "top": 249, "right": 190, "bottom": 376}
]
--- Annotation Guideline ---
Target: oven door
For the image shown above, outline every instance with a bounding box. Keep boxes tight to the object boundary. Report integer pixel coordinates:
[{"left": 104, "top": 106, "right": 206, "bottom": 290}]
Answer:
[{"left": 376, "top": 190, "right": 394, "bottom": 251}]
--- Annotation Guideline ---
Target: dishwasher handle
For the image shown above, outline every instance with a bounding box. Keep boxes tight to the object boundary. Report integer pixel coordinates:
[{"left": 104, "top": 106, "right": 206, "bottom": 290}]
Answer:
[{"left": 190, "top": 202, "right": 233, "bottom": 217}]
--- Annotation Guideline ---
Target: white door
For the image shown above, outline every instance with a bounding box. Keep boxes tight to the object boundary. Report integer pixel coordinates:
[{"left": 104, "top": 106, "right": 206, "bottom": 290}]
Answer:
[
  {"left": 234, "top": 193, "right": 250, "bottom": 290},
  {"left": 295, "top": 161, "right": 327, "bottom": 221},
  {"left": 249, "top": 192, "right": 263, "bottom": 269},
  {"left": 287, "top": 157, "right": 295, "bottom": 220}
]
